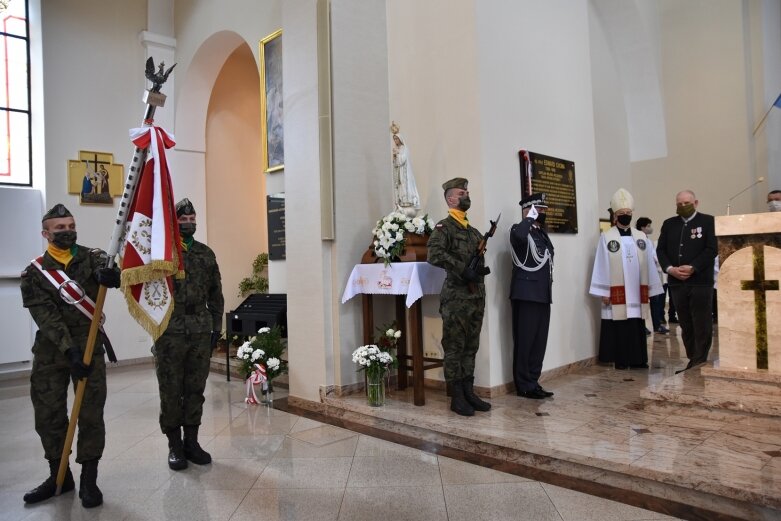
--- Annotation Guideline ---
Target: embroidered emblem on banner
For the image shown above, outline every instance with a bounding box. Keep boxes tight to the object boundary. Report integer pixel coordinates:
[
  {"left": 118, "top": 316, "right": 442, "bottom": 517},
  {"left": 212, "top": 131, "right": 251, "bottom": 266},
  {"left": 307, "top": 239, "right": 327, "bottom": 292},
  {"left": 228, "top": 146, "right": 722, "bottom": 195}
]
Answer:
[
  {"left": 143, "top": 279, "right": 170, "bottom": 310},
  {"left": 636, "top": 239, "right": 646, "bottom": 251},
  {"left": 607, "top": 240, "right": 620, "bottom": 253}
]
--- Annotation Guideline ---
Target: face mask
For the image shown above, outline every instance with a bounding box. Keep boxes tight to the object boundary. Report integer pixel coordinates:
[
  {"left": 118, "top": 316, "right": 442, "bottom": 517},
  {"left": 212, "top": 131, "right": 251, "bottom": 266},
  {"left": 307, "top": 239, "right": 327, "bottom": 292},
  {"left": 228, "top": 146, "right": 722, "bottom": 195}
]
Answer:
[
  {"left": 616, "top": 214, "right": 632, "bottom": 227},
  {"left": 51, "top": 231, "right": 77, "bottom": 249},
  {"left": 535, "top": 213, "right": 547, "bottom": 226},
  {"left": 457, "top": 196, "right": 471, "bottom": 211},
  {"left": 676, "top": 203, "right": 695, "bottom": 218},
  {"left": 768, "top": 201, "right": 781, "bottom": 212},
  {"left": 179, "top": 223, "right": 196, "bottom": 238},
  {"left": 643, "top": 226, "right": 653, "bottom": 235}
]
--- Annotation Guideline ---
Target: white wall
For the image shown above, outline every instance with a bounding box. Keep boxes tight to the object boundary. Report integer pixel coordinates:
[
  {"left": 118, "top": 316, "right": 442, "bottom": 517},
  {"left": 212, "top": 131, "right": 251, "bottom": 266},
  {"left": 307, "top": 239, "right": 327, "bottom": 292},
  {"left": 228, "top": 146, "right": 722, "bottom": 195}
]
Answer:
[
  {"left": 475, "top": 0, "right": 602, "bottom": 385},
  {"left": 40, "top": 0, "right": 153, "bottom": 360},
  {"left": 631, "top": 0, "right": 757, "bottom": 226}
]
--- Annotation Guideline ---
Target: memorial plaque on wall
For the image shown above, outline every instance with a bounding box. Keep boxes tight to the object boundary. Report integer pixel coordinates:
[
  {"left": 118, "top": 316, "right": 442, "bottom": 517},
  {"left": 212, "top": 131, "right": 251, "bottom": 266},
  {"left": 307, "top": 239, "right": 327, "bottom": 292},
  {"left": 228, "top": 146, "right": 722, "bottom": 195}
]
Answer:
[
  {"left": 518, "top": 150, "right": 578, "bottom": 234},
  {"left": 267, "top": 195, "right": 286, "bottom": 260}
]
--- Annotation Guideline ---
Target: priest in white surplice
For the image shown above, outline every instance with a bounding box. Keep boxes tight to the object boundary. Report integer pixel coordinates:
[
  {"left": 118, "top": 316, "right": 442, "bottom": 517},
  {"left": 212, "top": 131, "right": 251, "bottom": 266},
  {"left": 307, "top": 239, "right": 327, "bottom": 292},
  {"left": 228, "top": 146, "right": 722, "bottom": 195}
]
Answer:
[{"left": 590, "top": 189, "right": 663, "bottom": 369}]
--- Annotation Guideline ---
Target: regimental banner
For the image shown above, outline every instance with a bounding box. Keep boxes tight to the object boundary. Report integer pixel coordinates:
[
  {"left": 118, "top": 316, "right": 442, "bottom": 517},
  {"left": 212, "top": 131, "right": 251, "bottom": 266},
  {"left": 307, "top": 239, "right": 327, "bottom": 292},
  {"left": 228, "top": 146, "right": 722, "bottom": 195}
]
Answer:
[
  {"left": 267, "top": 195, "right": 286, "bottom": 260},
  {"left": 518, "top": 150, "right": 578, "bottom": 234}
]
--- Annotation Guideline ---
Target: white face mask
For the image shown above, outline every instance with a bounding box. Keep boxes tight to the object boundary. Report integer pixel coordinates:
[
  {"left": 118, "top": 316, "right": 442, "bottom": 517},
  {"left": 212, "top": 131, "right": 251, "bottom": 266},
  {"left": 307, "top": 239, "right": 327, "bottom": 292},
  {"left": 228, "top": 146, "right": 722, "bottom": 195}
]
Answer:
[{"left": 768, "top": 201, "right": 781, "bottom": 212}]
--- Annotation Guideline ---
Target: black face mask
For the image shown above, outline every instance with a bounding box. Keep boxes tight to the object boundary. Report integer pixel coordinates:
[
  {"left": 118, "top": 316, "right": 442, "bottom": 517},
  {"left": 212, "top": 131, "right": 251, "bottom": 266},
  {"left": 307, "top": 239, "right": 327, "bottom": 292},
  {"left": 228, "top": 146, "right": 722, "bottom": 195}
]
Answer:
[
  {"left": 535, "top": 213, "right": 547, "bottom": 226},
  {"left": 179, "top": 223, "right": 196, "bottom": 239},
  {"left": 458, "top": 196, "right": 471, "bottom": 211},
  {"left": 51, "top": 231, "right": 77, "bottom": 249},
  {"left": 616, "top": 214, "right": 632, "bottom": 227}
]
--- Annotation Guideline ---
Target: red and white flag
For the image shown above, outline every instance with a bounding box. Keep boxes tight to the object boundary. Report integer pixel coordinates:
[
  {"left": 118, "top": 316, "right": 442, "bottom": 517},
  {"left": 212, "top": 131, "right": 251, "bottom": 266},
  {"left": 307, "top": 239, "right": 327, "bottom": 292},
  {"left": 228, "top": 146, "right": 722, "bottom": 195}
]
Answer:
[{"left": 120, "top": 125, "right": 183, "bottom": 340}]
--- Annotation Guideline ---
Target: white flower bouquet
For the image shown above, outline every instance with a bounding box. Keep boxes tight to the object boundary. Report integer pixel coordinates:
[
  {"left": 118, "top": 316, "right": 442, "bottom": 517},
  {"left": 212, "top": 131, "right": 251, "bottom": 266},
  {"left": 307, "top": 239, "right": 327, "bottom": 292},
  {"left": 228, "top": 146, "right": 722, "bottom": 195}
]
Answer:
[{"left": 371, "top": 211, "right": 435, "bottom": 266}]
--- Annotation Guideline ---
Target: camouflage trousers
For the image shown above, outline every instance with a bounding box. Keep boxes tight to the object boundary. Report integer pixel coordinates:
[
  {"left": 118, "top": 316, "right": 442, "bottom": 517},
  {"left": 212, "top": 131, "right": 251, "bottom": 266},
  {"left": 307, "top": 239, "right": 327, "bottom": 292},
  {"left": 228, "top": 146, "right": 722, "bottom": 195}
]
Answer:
[
  {"left": 153, "top": 332, "right": 211, "bottom": 434},
  {"left": 30, "top": 347, "right": 106, "bottom": 463},
  {"left": 440, "top": 296, "right": 485, "bottom": 382}
]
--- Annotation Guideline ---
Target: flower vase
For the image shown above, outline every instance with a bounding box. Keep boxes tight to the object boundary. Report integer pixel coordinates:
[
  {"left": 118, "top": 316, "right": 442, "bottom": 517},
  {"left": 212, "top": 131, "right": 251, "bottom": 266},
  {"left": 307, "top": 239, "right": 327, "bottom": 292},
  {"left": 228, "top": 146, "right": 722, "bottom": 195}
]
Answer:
[
  {"left": 261, "top": 381, "right": 274, "bottom": 407},
  {"left": 366, "top": 370, "right": 386, "bottom": 407}
]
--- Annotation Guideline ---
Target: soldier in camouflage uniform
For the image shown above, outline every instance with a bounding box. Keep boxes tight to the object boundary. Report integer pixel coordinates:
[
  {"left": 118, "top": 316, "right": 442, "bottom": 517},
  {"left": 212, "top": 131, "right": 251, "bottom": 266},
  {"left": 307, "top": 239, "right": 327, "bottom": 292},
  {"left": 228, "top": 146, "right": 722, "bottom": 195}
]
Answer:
[
  {"left": 154, "top": 198, "right": 224, "bottom": 470},
  {"left": 427, "top": 178, "right": 492, "bottom": 416},
  {"left": 20, "top": 204, "right": 120, "bottom": 508}
]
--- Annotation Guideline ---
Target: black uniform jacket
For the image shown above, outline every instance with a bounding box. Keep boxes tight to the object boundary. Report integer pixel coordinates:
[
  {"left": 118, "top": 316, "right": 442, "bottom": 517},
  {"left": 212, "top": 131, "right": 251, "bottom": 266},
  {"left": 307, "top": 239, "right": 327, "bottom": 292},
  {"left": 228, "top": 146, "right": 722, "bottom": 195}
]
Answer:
[
  {"left": 509, "top": 217, "right": 554, "bottom": 304},
  {"left": 656, "top": 212, "right": 716, "bottom": 287}
]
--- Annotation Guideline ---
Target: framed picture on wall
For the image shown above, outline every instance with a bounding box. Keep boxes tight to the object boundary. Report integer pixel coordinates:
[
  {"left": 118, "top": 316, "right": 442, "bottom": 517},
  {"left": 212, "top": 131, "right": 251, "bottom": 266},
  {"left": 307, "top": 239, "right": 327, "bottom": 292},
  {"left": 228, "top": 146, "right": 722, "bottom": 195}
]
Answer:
[{"left": 260, "top": 29, "right": 284, "bottom": 173}]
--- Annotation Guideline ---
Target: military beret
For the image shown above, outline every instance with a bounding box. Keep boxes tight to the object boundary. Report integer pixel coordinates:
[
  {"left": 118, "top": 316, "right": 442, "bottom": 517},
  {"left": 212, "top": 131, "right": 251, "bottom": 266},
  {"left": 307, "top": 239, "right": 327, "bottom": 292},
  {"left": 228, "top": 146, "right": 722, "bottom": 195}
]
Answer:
[
  {"left": 175, "top": 198, "right": 195, "bottom": 217},
  {"left": 519, "top": 193, "right": 547, "bottom": 209},
  {"left": 442, "top": 178, "right": 468, "bottom": 192},
  {"left": 42, "top": 204, "right": 73, "bottom": 222}
]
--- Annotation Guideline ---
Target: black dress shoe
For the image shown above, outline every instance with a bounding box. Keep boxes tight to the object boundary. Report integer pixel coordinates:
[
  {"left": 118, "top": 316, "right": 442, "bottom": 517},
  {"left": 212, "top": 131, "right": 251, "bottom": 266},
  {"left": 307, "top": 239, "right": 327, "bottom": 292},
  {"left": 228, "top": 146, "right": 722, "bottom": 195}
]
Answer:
[
  {"left": 518, "top": 389, "right": 547, "bottom": 399},
  {"left": 535, "top": 385, "right": 554, "bottom": 397}
]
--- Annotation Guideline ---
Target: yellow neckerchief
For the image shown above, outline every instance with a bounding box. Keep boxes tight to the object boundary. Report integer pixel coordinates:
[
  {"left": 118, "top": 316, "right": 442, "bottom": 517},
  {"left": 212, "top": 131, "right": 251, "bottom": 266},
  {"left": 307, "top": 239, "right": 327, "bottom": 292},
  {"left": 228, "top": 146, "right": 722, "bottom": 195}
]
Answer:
[
  {"left": 180, "top": 236, "right": 194, "bottom": 252},
  {"left": 448, "top": 208, "right": 469, "bottom": 228},
  {"left": 47, "top": 243, "right": 75, "bottom": 268}
]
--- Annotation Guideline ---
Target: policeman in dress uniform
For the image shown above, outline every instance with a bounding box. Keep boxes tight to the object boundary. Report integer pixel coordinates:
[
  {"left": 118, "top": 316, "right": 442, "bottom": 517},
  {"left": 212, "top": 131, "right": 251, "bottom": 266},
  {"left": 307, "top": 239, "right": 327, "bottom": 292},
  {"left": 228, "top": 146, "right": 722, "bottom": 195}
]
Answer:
[
  {"left": 510, "top": 193, "right": 555, "bottom": 399},
  {"left": 154, "top": 198, "right": 224, "bottom": 470},
  {"left": 427, "top": 178, "right": 492, "bottom": 416},
  {"left": 20, "top": 204, "right": 120, "bottom": 508}
]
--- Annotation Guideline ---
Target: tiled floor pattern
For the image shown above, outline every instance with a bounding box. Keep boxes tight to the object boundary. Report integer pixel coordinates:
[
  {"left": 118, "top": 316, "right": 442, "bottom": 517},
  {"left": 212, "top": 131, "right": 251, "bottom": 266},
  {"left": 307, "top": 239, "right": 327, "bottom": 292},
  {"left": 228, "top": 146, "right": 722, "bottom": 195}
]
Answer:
[
  {"left": 0, "top": 364, "right": 681, "bottom": 520},
  {"left": 319, "top": 326, "right": 781, "bottom": 518}
]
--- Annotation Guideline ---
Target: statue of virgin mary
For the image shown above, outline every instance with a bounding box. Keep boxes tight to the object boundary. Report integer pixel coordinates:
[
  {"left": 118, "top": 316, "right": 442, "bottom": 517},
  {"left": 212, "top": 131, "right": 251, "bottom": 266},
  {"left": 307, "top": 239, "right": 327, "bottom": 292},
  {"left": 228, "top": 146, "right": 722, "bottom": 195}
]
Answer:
[{"left": 391, "top": 122, "right": 421, "bottom": 216}]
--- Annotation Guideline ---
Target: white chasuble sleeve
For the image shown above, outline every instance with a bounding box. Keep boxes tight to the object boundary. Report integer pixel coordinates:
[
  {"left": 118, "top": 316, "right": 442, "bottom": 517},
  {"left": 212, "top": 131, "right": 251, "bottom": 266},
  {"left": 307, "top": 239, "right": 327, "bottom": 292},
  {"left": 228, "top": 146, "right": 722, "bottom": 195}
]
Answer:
[{"left": 589, "top": 234, "right": 610, "bottom": 298}]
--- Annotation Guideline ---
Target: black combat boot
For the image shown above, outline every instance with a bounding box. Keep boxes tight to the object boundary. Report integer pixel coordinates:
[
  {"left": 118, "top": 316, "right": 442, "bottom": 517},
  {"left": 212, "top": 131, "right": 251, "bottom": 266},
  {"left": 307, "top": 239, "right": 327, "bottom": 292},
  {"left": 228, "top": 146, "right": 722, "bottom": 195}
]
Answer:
[
  {"left": 78, "top": 459, "right": 103, "bottom": 508},
  {"left": 449, "top": 378, "right": 475, "bottom": 417},
  {"left": 23, "top": 458, "right": 75, "bottom": 504},
  {"left": 166, "top": 428, "right": 188, "bottom": 470},
  {"left": 183, "top": 425, "right": 212, "bottom": 465},
  {"left": 463, "top": 376, "right": 491, "bottom": 412}
]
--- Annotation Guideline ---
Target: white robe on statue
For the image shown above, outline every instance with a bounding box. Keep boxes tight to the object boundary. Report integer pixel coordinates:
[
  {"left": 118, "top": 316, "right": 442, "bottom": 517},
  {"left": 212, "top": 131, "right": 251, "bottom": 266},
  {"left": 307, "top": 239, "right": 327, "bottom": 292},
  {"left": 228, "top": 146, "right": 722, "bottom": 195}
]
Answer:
[{"left": 589, "top": 231, "right": 663, "bottom": 319}]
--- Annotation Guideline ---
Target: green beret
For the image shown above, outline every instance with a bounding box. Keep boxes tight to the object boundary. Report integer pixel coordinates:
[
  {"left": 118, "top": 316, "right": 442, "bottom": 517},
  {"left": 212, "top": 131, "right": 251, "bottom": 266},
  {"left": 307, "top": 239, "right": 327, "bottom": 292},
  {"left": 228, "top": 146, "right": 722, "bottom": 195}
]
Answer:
[
  {"left": 442, "top": 178, "right": 468, "bottom": 192},
  {"left": 175, "top": 198, "right": 195, "bottom": 217},
  {"left": 42, "top": 204, "right": 72, "bottom": 222}
]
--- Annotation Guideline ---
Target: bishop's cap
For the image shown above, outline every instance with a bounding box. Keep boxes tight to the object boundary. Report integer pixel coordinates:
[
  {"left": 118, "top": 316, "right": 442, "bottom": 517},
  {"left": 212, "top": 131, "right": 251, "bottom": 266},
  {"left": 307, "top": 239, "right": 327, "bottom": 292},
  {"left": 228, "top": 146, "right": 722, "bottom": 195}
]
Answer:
[
  {"left": 42, "top": 204, "right": 73, "bottom": 222},
  {"left": 610, "top": 188, "right": 634, "bottom": 212}
]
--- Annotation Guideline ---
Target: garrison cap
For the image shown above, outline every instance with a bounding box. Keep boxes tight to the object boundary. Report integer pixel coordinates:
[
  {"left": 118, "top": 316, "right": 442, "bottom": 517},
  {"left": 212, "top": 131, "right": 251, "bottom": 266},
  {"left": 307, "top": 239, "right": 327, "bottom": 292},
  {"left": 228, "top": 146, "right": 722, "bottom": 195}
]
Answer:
[
  {"left": 42, "top": 204, "right": 73, "bottom": 222},
  {"left": 442, "top": 178, "right": 468, "bottom": 192},
  {"left": 175, "top": 198, "right": 195, "bottom": 217},
  {"left": 519, "top": 193, "right": 547, "bottom": 209}
]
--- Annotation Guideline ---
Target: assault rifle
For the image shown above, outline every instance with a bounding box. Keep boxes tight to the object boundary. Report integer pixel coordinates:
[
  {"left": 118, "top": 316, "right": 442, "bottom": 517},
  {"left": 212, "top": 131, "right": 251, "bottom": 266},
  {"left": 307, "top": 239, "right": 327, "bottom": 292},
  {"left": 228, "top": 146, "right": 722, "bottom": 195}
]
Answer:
[{"left": 466, "top": 213, "right": 501, "bottom": 293}]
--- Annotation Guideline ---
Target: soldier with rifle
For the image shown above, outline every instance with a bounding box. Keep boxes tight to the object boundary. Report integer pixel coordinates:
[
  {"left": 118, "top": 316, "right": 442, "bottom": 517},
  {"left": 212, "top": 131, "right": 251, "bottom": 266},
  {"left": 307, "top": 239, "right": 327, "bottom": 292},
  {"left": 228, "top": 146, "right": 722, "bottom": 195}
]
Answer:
[{"left": 428, "top": 178, "right": 497, "bottom": 416}]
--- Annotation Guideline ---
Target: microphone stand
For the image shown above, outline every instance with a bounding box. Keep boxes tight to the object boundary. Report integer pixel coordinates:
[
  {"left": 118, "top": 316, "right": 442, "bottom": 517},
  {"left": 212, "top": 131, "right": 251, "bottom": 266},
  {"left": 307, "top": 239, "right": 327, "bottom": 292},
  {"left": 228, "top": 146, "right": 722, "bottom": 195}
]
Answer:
[{"left": 726, "top": 177, "right": 765, "bottom": 215}]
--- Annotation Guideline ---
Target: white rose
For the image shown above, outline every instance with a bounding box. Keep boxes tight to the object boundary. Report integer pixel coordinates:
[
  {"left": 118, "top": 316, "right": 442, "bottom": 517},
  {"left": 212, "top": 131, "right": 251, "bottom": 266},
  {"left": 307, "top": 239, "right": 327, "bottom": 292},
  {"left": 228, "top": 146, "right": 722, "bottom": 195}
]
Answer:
[
  {"left": 267, "top": 357, "right": 280, "bottom": 370},
  {"left": 394, "top": 330, "right": 402, "bottom": 338},
  {"left": 258, "top": 327, "right": 271, "bottom": 334},
  {"left": 395, "top": 231, "right": 404, "bottom": 242},
  {"left": 386, "top": 329, "right": 395, "bottom": 337}
]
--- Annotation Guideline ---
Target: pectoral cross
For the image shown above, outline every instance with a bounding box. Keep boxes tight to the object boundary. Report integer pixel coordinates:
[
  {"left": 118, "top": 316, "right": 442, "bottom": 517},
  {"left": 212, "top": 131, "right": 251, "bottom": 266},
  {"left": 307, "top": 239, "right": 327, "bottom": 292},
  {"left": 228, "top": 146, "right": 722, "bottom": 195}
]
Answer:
[{"left": 741, "top": 244, "right": 779, "bottom": 369}]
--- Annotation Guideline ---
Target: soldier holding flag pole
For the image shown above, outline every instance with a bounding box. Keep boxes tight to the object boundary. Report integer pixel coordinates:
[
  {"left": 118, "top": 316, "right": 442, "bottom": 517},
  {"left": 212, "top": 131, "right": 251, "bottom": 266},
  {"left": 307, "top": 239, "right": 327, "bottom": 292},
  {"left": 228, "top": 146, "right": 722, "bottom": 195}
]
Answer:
[{"left": 19, "top": 58, "right": 177, "bottom": 509}]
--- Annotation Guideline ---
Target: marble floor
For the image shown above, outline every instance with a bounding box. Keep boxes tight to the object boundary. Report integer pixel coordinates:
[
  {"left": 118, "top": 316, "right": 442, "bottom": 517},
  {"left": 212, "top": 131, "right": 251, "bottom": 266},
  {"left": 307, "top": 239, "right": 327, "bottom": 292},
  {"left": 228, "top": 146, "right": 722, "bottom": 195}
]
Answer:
[
  {"left": 0, "top": 364, "right": 682, "bottom": 520},
  {"left": 307, "top": 325, "right": 781, "bottom": 521}
]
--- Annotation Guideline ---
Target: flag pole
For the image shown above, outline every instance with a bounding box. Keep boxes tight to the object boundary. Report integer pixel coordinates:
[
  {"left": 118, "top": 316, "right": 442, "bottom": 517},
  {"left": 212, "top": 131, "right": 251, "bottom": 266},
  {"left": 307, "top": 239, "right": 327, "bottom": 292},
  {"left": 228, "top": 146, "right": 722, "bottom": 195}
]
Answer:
[
  {"left": 55, "top": 58, "right": 176, "bottom": 494},
  {"left": 753, "top": 94, "right": 781, "bottom": 136}
]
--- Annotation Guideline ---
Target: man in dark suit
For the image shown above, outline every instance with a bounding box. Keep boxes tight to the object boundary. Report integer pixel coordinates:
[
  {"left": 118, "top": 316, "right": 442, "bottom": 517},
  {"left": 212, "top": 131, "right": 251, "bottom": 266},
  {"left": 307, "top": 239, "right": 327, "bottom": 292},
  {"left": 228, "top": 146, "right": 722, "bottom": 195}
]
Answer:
[
  {"left": 656, "top": 190, "right": 717, "bottom": 372},
  {"left": 510, "top": 193, "right": 554, "bottom": 399}
]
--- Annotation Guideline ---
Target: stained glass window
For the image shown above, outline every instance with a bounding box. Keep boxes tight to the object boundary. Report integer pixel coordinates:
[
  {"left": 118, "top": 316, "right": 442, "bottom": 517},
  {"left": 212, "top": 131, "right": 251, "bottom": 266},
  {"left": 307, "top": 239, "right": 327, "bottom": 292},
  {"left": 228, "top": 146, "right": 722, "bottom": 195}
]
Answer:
[{"left": 0, "top": 0, "right": 30, "bottom": 186}]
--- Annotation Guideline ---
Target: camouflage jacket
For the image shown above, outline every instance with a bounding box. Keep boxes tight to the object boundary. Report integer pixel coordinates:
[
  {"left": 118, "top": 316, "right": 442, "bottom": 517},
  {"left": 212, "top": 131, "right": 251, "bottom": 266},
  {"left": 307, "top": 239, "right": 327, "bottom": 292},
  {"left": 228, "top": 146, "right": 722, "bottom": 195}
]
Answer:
[
  {"left": 20, "top": 245, "right": 107, "bottom": 355},
  {"left": 427, "top": 215, "right": 486, "bottom": 300},
  {"left": 165, "top": 240, "right": 224, "bottom": 335}
]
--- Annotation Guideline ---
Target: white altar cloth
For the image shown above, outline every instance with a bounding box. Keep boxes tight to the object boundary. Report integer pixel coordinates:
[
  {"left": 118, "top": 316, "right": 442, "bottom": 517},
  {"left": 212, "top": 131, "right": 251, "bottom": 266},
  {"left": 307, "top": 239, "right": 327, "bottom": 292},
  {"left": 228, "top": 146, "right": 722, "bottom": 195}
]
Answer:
[{"left": 341, "top": 262, "right": 445, "bottom": 308}]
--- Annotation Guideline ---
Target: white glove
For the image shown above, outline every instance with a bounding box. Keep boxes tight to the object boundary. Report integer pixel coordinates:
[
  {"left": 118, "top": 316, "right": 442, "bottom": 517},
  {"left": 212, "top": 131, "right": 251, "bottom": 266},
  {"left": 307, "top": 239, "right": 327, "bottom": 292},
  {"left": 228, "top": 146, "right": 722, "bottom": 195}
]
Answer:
[{"left": 527, "top": 204, "right": 539, "bottom": 220}]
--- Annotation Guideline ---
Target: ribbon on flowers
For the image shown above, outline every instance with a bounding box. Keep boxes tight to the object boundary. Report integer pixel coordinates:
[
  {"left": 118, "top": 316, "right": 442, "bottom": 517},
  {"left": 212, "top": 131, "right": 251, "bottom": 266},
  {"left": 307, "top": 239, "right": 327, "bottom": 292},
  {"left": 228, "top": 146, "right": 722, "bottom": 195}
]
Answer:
[
  {"left": 245, "top": 363, "right": 267, "bottom": 405},
  {"left": 120, "top": 125, "right": 183, "bottom": 341}
]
